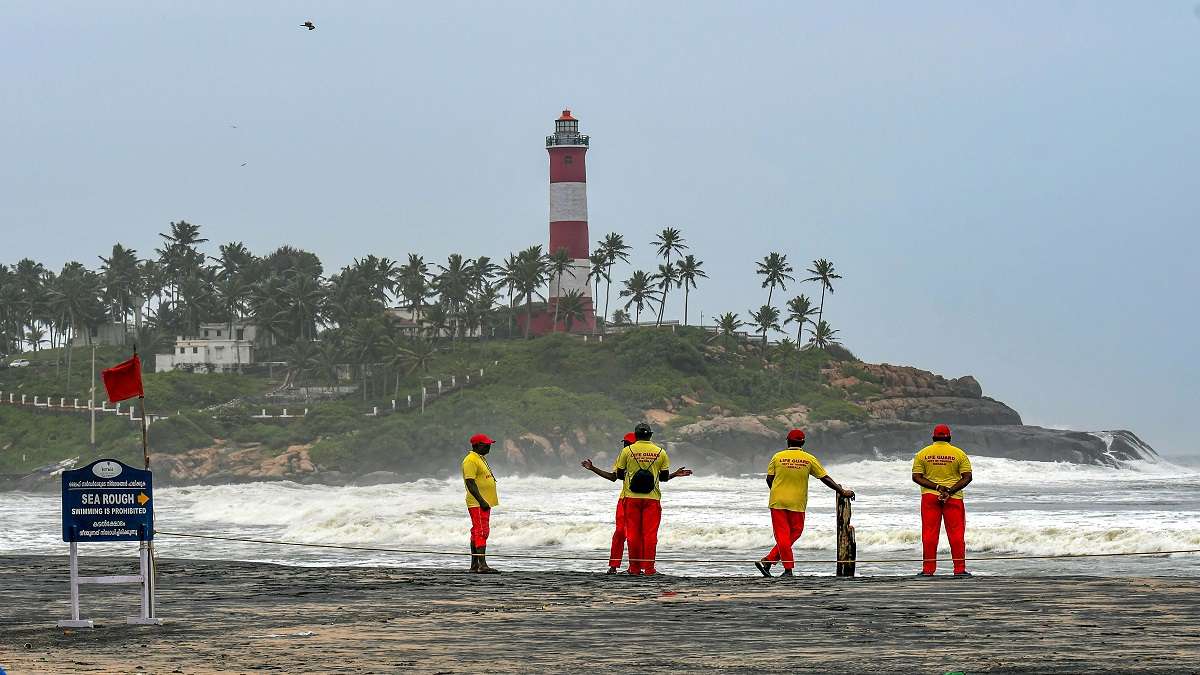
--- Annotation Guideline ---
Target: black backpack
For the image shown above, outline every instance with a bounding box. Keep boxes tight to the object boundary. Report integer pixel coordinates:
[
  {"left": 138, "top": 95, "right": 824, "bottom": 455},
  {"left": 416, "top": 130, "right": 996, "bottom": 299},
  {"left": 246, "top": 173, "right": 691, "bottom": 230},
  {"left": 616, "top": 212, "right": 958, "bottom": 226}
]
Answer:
[{"left": 627, "top": 449, "right": 661, "bottom": 495}]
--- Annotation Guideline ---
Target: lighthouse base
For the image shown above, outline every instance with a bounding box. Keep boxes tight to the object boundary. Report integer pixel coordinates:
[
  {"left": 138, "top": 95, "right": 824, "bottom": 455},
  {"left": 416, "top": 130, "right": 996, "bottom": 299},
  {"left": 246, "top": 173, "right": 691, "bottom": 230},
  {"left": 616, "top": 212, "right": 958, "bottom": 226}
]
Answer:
[{"left": 518, "top": 301, "right": 597, "bottom": 336}]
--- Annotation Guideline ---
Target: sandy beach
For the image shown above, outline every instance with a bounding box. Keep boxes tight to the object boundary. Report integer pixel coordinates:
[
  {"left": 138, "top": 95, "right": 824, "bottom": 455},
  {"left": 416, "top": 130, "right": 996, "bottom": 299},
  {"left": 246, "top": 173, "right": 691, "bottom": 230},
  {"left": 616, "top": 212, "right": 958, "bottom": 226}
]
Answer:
[{"left": 1, "top": 556, "right": 1197, "bottom": 674}]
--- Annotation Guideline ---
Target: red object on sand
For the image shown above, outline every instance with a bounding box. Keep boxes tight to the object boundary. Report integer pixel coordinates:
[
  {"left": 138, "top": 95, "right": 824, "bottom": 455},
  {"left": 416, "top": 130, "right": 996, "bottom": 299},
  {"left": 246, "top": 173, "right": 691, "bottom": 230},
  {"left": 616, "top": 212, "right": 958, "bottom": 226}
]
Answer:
[{"left": 101, "top": 354, "right": 144, "bottom": 403}]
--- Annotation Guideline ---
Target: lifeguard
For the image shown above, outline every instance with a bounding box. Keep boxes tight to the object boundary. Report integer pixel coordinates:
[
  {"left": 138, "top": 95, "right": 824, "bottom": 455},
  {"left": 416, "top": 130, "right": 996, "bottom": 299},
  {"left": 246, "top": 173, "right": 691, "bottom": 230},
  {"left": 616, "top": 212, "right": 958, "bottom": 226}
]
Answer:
[
  {"left": 581, "top": 432, "right": 638, "bottom": 574},
  {"left": 611, "top": 422, "right": 692, "bottom": 575},
  {"left": 462, "top": 433, "right": 500, "bottom": 574},
  {"left": 756, "top": 429, "right": 854, "bottom": 577},
  {"left": 912, "top": 424, "right": 974, "bottom": 576}
]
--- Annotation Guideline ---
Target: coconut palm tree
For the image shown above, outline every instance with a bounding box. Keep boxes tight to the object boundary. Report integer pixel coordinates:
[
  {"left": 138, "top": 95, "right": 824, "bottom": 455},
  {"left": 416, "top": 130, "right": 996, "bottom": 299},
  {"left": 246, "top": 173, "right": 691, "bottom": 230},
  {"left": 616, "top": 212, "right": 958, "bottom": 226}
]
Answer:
[
  {"left": 599, "top": 232, "right": 631, "bottom": 333},
  {"left": 804, "top": 258, "right": 842, "bottom": 327},
  {"left": 619, "top": 270, "right": 660, "bottom": 325},
  {"left": 711, "top": 312, "right": 743, "bottom": 348},
  {"left": 544, "top": 247, "right": 577, "bottom": 332},
  {"left": 513, "top": 245, "right": 549, "bottom": 338},
  {"left": 755, "top": 252, "right": 794, "bottom": 307},
  {"left": 610, "top": 309, "right": 631, "bottom": 326},
  {"left": 652, "top": 263, "right": 679, "bottom": 326},
  {"left": 398, "top": 254, "right": 431, "bottom": 323},
  {"left": 308, "top": 339, "right": 342, "bottom": 392},
  {"left": 749, "top": 304, "right": 782, "bottom": 352},
  {"left": 651, "top": 228, "right": 687, "bottom": 322},
  {"left": 556, "top": 290, "right": 589, "bottom": 333},
  {"left": 675, "top": 255, "right": 707, "bottom": 326},
  {"left": 652, "top": 227, "right": 688, "bottom": 267},
  {"left": 587, "top": 249, "right": 609, "bottom": 314},
  {"left": 808, "top": 319, "right": 841, "bottom": 350},
  {"left": 784, "top": 294, "right": 819, "bottom": 344},
  {"left": 99, "top": 243, "right": 140, "bottom": 339},
  {"left": 346, "top": 317, "right": 388, "bottom": 400}
]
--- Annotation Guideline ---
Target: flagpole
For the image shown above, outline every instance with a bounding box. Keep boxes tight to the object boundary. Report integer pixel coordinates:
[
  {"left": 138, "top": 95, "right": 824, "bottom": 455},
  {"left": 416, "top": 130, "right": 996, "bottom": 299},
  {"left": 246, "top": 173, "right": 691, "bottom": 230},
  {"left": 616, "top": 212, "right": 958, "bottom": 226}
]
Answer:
[
  {"left": 89, "top": 344, "right": 96, "bottom": 448},
  {"left": 132, "top": 345, "right": 154, "bottom": 617}
]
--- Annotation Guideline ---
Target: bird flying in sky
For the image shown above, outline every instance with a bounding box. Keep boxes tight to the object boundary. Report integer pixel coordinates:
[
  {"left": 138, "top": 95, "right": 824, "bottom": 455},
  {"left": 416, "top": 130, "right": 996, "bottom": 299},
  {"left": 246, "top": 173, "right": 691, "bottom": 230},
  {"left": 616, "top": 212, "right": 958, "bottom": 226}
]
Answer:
[{"left": 301, "top": 21, "right": 315, "bottom": 31}]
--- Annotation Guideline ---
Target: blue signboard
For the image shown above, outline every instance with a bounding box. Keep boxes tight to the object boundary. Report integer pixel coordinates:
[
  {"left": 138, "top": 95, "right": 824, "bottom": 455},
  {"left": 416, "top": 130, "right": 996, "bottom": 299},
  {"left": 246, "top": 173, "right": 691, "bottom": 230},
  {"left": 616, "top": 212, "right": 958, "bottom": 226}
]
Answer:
[{"left": 62, "top": 459, "right": 154, "bottom": 542}]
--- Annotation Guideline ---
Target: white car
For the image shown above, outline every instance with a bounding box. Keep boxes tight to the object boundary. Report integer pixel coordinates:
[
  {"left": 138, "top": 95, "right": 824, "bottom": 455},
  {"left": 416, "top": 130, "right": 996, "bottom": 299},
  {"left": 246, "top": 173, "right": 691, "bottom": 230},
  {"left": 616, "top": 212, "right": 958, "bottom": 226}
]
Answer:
[{"left": 8, "top": 359, "right": 31, "bottom": 368}]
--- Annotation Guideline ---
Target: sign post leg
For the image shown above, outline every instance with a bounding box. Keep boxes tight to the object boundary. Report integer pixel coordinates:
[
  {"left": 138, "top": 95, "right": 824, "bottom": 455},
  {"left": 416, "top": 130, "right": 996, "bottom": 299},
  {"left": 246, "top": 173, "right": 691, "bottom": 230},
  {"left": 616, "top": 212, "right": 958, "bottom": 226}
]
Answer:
[
  {"left": 58, "top": 541, "right": 93, "bottom": 629},
  {"left": 127, "top": 541, "right": 163, "bottom": 625}
]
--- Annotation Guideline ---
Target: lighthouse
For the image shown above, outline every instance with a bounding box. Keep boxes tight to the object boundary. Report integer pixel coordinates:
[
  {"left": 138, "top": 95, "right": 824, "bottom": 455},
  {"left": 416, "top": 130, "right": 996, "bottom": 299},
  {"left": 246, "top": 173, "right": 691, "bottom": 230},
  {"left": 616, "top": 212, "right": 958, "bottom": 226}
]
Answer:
[{"left": 542, "top": 109, "right": 595, "bottom": 332}]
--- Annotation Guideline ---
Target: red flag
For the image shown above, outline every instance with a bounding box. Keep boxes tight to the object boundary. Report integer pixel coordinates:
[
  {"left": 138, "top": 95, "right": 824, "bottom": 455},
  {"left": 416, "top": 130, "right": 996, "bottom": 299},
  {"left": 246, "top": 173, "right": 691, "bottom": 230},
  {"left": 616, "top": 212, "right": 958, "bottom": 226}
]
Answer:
[{"left": 101, "top": 354, "right": 144, "bottom": 403}]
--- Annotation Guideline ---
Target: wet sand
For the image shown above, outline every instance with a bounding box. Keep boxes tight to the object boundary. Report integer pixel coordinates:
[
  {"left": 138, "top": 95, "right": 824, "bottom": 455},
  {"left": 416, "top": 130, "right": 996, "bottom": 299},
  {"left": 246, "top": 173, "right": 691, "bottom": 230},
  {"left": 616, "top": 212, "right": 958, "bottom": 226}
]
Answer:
[{"left": 1, "top": 555, "right": 1198, "bottom": 674}]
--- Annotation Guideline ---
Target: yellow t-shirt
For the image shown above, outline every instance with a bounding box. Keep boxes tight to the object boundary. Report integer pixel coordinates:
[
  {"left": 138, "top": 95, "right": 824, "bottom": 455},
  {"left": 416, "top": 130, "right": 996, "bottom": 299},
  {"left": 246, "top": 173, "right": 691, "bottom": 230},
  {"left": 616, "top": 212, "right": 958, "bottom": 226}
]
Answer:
[
  {"left": 462, "top": 451, "right": 499, "bottom": 508},
  {"left": 613, "top": 440, "right": 670, "bottom": 501},
  {"left": 912, "top": 442, "right": 972, "bottom": 499},
  {"left": 767, "top": 448, "right": 828, "bottom": 512}
]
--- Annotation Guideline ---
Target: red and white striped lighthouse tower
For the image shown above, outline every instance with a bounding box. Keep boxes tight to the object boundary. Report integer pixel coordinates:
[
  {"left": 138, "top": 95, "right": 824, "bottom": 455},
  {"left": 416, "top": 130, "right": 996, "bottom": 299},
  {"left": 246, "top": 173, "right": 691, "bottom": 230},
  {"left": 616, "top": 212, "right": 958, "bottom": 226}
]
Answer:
[{"left": 540, "top": 109, "right": 595, "bottom": 332}]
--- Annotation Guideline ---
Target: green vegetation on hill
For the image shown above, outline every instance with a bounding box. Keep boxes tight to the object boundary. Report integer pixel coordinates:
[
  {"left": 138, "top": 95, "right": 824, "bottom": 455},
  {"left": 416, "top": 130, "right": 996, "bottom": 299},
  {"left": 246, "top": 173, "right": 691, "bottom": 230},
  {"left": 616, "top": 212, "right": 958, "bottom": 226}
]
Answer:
[{"left": 0, "top": 329, "right": 865, "bottom": 478}]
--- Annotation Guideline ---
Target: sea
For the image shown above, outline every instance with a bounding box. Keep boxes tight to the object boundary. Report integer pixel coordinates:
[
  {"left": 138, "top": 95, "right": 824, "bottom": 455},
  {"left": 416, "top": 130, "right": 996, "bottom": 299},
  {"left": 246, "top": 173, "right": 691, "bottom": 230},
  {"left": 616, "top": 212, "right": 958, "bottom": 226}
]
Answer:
[{"left": 4, "top": 456, "right": 1199, "bottom": 577}]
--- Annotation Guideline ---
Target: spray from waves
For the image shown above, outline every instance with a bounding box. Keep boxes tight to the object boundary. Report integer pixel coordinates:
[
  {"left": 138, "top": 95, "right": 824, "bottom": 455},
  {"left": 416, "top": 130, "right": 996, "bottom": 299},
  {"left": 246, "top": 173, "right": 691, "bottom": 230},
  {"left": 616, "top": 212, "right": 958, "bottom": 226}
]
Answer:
[{"left": 156, "top": 465, "right": 1200, "bottom": 561}]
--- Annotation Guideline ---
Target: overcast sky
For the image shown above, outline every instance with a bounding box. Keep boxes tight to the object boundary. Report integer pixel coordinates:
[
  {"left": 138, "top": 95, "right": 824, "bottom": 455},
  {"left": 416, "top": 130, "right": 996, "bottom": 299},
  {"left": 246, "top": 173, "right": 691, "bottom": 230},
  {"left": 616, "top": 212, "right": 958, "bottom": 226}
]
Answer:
[{"left": 2, "top": 2, "right": 1197, "bottom": 455}]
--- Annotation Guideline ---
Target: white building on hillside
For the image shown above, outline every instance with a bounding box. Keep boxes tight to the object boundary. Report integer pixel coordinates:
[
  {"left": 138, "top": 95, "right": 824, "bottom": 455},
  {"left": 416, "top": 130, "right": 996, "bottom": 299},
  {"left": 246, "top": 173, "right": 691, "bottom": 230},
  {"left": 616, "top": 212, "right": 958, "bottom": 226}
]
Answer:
[{"left": 155, "top": 322, "right": 268, "bottom": 373}]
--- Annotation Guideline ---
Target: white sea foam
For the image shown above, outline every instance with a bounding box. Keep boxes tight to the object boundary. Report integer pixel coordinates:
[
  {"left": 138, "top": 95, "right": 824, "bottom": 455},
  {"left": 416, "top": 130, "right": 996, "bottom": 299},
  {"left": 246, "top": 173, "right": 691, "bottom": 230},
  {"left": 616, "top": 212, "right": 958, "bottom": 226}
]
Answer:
[{"left": 6, "top": 458, "right": 1199, "bottom": 574}]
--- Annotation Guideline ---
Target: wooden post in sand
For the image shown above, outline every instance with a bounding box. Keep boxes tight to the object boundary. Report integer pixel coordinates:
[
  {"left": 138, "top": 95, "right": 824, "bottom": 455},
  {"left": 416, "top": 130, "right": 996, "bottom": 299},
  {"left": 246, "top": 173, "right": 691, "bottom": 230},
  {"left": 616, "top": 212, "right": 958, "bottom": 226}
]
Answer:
[{"left": 836, "top": 493, "right": 856, "bottom": 577}]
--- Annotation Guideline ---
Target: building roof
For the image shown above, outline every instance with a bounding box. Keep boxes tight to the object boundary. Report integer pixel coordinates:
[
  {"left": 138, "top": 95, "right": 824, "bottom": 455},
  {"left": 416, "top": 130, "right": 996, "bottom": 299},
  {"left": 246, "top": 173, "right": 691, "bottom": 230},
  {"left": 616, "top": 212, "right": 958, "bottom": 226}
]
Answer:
[{"left": 557, "top": 109, "right": 576, "bottom": 121}]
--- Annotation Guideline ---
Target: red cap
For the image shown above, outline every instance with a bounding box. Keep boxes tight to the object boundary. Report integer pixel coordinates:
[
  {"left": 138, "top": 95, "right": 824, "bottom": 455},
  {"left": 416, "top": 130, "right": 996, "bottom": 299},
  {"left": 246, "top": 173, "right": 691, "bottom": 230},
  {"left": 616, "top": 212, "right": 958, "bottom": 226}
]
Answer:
[
  {"left": 787, "top": 429, "right": 806, "bottom": 444},
  {"left": 470, "top": 433, "right": 496, "bottom": 446},
  {"left": 623, "top": 432, "right": 637, "bottom": 445},
  {"left": 932, "top": 424, "right": 951, "bottom": 440}
]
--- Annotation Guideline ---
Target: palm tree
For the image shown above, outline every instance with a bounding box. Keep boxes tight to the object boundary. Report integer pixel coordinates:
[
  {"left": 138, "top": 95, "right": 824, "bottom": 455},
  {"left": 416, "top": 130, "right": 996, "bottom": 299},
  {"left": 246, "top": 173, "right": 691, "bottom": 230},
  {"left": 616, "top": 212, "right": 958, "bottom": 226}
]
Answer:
[
  {"left": 587, "top": 249, "right": 609, "bottom": 320},
  {"left": 282, "top": 274, "right": 327, "bottom": 342},
  {"left": 556, "top": 290, "right": 589, "bottom": 333},
  {"left": 652, "top": 263, "right": 679, "bottom": 326},
  {"left": 675, "top": 255, "right": 707, "bottom": 326},
  {"left": 808, "top": 319, "right": 841, "bottom": 350},
  {"left": 435, "top": 254, "right": 472, "bottom": 340},
  {"left": 611, "top": 309, "right": 631, "bottom": 326},
  {"left": 99, "top": 243, "right": 140, "bottom": 340},
  {"left": 755, "top": 252, "right": 794, "bottom": 307},
  {"left": 619, "top": 270, "right": 660, "bottom": 324},
  {"left": 546, "top": 247, "right": 575, "bottom": 332},
  {"left": 309, "top": 339, "right": 342, "bottom": 392},
  {"left": 651, "top": 227, "right": 687, "bottom": 323},
  {"left": 784, "top": 294, "right": 819, "bottom": 344},
  {"left": 805, "top": 258, "right": 842, "bottom": 327},
  {"left": 598, "top": 232, "right": 631, "bottom": 333},
  {"left": 400, "top": 338, "right": 436, "bottom": 376},
  {"left": 346, "top": 317, "right": 388, "bottom": 400},
  {"left": 513, "top": 245, "right": 549, "bottom": 338},
  {"left": 652, "top": 227, "right": 688, "bottom": 267},
  {"left": 749, "top": 304, "right": 782, "bottom": 352},
  {"left": 25, "top": 326, "right": 46, "bottom": 352},
  {"left": 156, "top": 220, "right": 208, "bottom": 304},
  {"left": 398, "top": 254, "right": 431, "bottom": 322},
  {"left": 711, "top": 312, "right": 743, "bottom": 349}
]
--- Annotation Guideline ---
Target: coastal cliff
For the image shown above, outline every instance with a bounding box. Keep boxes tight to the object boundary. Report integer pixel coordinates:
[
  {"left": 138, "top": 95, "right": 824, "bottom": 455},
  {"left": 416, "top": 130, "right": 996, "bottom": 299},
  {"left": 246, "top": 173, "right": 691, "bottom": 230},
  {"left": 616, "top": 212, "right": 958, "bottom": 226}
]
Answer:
[{"left": 0, "top": 330, "right": 1161, "bottom": 488}]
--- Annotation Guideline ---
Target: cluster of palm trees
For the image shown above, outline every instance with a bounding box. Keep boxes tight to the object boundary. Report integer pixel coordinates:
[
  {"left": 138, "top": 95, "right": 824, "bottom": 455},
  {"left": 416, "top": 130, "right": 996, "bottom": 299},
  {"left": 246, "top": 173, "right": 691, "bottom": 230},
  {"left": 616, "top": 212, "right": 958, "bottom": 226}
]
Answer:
[
  {"left": 708, "top": 254, "right": 843, "bottom": 353},
  {"left": 1, "top": 221, "right": 846, "bottom": 389}
]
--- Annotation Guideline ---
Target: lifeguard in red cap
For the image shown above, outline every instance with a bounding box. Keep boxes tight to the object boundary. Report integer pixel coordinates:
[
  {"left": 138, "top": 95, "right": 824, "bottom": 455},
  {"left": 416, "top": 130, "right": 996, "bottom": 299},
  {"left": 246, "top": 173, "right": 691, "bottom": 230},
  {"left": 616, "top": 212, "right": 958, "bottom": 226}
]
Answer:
[
  {"left": 912, "top": 424, "right": 973, "bottom": 576},
  {"left": 462, "top": 433, "right": 500, "bottom": 574},
  {"left": 756, "top": 429, "right": 854, "bottom": 577},
  {"left": 582, "top": 431, "right": 639, "bottom": 574}
]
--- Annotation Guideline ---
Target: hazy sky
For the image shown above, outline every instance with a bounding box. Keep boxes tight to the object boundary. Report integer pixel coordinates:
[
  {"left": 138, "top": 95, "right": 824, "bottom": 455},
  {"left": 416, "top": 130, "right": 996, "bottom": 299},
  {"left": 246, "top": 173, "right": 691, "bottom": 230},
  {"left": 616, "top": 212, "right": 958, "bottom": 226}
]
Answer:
[{"left": 2, "top": 2, "right": 1197, "bottom": 455}]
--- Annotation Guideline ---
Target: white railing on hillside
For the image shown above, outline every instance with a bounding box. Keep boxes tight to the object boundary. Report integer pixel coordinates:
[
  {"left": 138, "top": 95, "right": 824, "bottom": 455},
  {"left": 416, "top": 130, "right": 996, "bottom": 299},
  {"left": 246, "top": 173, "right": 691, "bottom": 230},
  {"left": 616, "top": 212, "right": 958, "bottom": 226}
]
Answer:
[{"left": 0, "top": 363, "right": 495, "bottom": 424}]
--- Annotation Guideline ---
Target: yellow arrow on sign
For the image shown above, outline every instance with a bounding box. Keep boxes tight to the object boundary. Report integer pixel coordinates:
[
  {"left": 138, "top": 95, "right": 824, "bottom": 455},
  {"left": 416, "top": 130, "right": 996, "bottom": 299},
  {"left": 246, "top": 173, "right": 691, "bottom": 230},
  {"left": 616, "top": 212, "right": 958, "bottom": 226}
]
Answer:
[{"left": 137, "top": 492, "right": 150, "bottom": 506}]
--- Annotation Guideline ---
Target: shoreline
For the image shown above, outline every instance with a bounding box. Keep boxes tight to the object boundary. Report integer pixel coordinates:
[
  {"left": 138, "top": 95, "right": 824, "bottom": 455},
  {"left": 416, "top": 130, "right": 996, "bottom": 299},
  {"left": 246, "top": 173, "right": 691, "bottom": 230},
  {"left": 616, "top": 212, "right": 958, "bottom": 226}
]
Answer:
[{"left": 2, "top": 556, "right": 1198, "bottom": 673}]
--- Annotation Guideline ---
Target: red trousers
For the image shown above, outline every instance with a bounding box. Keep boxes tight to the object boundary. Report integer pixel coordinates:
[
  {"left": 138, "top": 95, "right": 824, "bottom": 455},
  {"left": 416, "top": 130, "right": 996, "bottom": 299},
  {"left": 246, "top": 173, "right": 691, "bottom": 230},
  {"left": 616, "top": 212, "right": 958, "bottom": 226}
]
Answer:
[
  {"left": 623, "top": 497, "right": 662, "bottom": 574},
  {"left": 468, "top": 506, "right": 491, "bottom": 548},
  {"left": 764, "top": 509, "right": 807, "bottom": 570},
  {"left": 921, "top": 493, "right": 966, "bottom": 574},
  {"left": 609, "top": 497, "right": 627, "bottom": 569}
]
